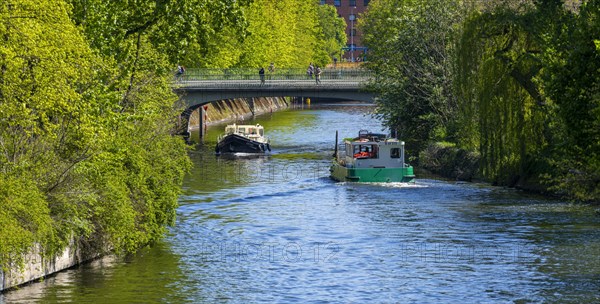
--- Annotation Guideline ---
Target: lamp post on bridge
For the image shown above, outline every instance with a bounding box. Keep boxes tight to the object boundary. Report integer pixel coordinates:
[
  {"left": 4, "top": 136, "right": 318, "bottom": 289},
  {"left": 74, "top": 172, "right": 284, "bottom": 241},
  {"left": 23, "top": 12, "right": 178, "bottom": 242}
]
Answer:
[{"left": 350, "top": 7, "right": 356, "bottom": 62}]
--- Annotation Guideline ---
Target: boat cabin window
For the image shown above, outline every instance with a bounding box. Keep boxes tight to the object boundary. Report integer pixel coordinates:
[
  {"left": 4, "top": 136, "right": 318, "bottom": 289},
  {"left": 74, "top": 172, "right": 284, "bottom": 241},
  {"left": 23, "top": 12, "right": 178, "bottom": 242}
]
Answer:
[
  {"left": 353, "top": 144, "right": 378, "bottom": 159},
  {"left": 259, "top": 129, "right": 264, "bottom": 136},
  {"left": 390, "top": 148, "right": 400, "bottom": 159},
  {"left": 238, "top": 127, "right": 246, "bottom": 134}
]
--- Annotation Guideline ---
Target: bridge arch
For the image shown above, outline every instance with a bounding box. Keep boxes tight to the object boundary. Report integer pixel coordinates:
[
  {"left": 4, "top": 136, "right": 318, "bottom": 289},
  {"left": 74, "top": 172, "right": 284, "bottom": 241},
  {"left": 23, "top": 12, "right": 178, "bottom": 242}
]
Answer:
[{"left": 174, "top": 68, "right": 374, "bottom": 137}]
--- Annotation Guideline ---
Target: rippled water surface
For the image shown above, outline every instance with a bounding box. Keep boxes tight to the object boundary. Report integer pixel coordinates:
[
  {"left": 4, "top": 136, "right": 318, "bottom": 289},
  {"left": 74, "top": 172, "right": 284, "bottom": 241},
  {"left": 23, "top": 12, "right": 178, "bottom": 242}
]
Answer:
[{"left": 3, "top": 103, "right": 600, "bottom": 303}]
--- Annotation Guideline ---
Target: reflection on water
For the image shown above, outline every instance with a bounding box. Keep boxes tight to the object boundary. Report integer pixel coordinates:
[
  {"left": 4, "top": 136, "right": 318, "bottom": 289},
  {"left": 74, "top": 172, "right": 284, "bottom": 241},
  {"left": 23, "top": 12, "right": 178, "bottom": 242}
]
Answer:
[
  {"left": 3, "top": 103, "right": 600, "bottom": 303},
  {"left": 2, "top": 242, "right": 188, "bottom": 304}
]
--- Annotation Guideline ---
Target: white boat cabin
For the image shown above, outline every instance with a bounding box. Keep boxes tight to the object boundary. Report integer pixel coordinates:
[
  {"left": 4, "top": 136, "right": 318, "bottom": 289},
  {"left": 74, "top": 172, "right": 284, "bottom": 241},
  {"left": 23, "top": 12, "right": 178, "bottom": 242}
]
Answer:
[
  {"left": 337, "top": 133, "right": 407, "bottom": 169},
  {"left": 222, "top": 124, "right": 268, "bottom": 143}
]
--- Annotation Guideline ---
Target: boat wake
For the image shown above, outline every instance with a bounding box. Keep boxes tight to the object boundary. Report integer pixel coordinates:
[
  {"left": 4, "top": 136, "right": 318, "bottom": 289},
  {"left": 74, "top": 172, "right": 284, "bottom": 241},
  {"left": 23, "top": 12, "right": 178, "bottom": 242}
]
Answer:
[{"left": 335, "top": 181, "right": 427, "bottom": 188}]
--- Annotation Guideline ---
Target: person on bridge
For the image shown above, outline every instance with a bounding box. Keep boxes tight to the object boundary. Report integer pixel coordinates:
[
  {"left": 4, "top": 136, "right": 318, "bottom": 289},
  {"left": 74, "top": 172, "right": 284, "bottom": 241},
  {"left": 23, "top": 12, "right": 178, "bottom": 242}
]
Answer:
[
  {"left": 259, "top": 67, "right": 265, "bottom": 86},
  {"left": 307, "top": 63, "right": 314, "bottom": 79},
  {"left": 176, "top": 64, "right": 185, "bottom": 81},
  {"left": 315, "top": 66, "right": 322, "bottom": 85},
  {"left": 268, "top": 62, "right": 275, "bottom": 80}
]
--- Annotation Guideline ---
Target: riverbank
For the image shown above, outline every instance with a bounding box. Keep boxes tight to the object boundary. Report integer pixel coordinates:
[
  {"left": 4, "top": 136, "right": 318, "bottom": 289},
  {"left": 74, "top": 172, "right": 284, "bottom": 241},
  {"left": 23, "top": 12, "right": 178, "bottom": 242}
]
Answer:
[
  {"left": 0, "top": 241, "right": 102, "bottom": 292},
  {"left": 0, "top": 96, "right": 294, "bottom": 293},
  {"left": 418, "top": 142, "right": 567, "bottom": 199}
]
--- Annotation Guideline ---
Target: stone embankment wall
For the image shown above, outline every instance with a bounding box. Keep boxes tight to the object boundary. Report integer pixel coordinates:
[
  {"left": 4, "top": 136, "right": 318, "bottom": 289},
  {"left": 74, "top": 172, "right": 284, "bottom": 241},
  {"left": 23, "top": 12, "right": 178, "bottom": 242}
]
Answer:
[
  {"left": 1, "top": 242, "right": 98, "bottom": 292},
  {"left": 189, "top": 96, "right": 294, "bottom": 127}
]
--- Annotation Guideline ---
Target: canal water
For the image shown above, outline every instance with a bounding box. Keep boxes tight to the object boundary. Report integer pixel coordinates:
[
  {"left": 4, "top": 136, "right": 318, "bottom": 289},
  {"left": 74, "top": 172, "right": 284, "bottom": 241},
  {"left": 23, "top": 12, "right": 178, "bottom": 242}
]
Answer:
[{"left": 2, "top": 103, "right": 600, "bottom": 303}]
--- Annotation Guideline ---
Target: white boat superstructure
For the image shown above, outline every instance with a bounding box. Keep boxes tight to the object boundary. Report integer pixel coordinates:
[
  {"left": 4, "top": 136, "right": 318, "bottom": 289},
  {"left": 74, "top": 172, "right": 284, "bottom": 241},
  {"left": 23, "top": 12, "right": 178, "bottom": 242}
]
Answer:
[{"left": 216, "top": 124, "right": 271, "bottom": 154}]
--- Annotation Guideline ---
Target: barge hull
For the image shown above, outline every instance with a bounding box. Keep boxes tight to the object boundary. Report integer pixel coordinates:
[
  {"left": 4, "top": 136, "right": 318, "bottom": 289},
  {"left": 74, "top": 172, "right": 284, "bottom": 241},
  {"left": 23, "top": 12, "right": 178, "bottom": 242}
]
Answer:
[
  {"left": 330, "top": 163, "right": 415, "bottom": 183},
  {"left": 216, "top": 134, "right": 268, "bottom": 154}
]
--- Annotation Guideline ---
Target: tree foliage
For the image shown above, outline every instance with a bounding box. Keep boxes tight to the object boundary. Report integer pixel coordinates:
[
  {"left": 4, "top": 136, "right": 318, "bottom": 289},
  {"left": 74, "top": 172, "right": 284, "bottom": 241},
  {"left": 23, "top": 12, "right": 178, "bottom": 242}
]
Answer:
[
  {"left": 317, "top": 4, "right": 347, "bottom": 61},
  {"left": 1, "top": 0, "right": 102, "bottom": 265},
  {"left": 540, "top": 0, "right": 600, "bottom": 201},
  {"left": 456, "top": 0, "right": 599, "bottom": 194},
  {"left": 1, "top": 0, "right": 346, "bottom": 269},
  {"left": 456, "top": 1, "right": 552, "bottom": 184},
  {"left": 238, "top": 0, "right": 339, "bottom": 68},
  {"left": 360, "top": 0, "right": 463, "bottom": 152},
  {"left": 363, "top": 0, "right": 599, "bottom": 201},
  {"left": 68, "top": 0, "right": 249, "bottom": 68},
  {"left": 1, "top": 0, "right": 191, "bottom": 268}
]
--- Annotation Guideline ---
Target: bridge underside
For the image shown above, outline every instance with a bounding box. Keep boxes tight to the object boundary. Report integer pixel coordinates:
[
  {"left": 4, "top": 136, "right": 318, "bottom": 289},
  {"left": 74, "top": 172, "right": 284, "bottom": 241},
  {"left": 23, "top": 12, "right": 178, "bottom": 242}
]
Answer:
[
  {"left": 179, "top": 86, "right": 374, "bottom": 108},
  {"left": 176, "top": 83, "right": 374, "bottom": 140}
]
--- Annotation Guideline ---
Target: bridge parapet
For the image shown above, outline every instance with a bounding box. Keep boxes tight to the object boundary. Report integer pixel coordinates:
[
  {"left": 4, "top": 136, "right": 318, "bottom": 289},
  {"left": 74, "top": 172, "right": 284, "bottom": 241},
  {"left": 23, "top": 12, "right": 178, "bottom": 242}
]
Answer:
[
  {"left": 176, "top": 79, "right": 364, "bottom": 90},
  {"left": 178, "top": 68, "right": 371, "bottom": 82}
]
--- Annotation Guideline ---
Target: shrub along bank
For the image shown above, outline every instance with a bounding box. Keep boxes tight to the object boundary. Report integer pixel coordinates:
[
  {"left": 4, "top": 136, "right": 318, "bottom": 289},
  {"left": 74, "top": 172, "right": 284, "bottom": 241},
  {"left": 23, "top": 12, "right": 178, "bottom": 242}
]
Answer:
[{"left": 0, "top": 1, "right": 192, "bottom": 271}]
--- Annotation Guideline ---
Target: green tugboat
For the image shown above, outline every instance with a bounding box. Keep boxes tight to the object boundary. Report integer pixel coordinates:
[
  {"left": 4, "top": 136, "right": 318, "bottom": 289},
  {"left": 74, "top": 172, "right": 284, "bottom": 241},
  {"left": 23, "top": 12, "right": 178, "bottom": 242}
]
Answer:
[{"left": 330, "top": 130, "right": 415, "bottom": 183}]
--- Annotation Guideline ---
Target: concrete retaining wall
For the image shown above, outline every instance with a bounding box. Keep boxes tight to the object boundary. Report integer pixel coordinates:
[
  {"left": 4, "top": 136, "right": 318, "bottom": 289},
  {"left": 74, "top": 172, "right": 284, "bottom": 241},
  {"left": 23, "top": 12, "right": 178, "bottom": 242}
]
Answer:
[
  {"left": 1, "top": 242, "right": 97, "bottom": 292},
  {"left": 189, "top": 96, "right": 294, "bottom": 127}
]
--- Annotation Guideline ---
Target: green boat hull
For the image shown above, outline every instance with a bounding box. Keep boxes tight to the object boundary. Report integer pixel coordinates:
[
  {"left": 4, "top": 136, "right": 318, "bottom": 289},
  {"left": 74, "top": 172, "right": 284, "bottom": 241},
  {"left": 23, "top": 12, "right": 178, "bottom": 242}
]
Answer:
[{"left": 330, "top": 162, "right": 415, "bottom": 183}]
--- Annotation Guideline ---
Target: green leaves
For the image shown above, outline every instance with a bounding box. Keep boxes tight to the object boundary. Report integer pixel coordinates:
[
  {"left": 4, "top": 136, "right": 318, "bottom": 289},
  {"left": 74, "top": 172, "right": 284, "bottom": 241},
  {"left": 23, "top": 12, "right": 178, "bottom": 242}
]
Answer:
[
  {"left": 317, "top": 4, "right": 346, "bottom": 63},
  {"left": 361, "top": 0, "right": 462, "bottom": 152},
  {"left": 540, "top": 0, "right": 600, "bottom": 201},
  {"left": 363, "top": 0, "right": 599, "bottom": 201},
  {"left": 234, "top": 0, "right": 340, "bottom": 68},
  {"left": 0, "top": 175, "right": 54, "bottom": 269},
  {"left": 1, "top": 0, "right": 191, "bottom": 268},
  {"left": 1, "top": 0, "right": 346, "bottom": 269}
]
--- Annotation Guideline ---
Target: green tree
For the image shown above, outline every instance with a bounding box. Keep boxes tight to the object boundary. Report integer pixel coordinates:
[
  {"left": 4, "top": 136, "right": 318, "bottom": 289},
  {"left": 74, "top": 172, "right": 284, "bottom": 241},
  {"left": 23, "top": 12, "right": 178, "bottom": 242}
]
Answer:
[
  {"left": 354, "top": 0, "right": 599, "bottom": 200},
  {"left": 452, "top": 0, "right": 598, "bottom": 199},
  {"left": 1, "top": 0, "right": 107, "bottom": 265},
  {"left": 66, "top": 0, "right": 195, "bottom": 252},
  {"left": 68, "top": 0, "right": 249, "bottom": 69},
  {"left": 541, "top": 0, "right": 600, "bottom": 201},
  {"left": 317, "top": 4, "right": 347, "bottom": 63},
  {"left": 456, "top": 1, "right": 553, "bottom": 184},
  {"left": 360, "top": 0, "right": 463, "bottom": 152},
  {"left": 0, "top": 0, "right": 349, "bottom": 270},
  {"left": 237, "top": 0, "right": 336, "bottom": 68},
  {"left": 1, "top": 0, "right": 192, "bottom": 268}
]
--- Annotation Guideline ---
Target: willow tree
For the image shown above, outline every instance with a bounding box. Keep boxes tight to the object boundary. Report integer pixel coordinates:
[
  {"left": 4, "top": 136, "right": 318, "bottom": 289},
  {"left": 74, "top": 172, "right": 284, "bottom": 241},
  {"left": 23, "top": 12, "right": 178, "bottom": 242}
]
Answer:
[
  {"left": 360, "top": 0, "right": 464, "bottom": 152},
  {"left": 456, "top": 1, "right": 578, "bottom": 186}
]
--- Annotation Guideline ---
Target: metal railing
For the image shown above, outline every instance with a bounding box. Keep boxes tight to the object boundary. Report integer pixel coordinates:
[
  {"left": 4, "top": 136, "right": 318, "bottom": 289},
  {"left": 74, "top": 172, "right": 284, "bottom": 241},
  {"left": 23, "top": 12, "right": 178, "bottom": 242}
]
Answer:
[{"left": 177, "top": 68, "right": 371, "bottom": 82}]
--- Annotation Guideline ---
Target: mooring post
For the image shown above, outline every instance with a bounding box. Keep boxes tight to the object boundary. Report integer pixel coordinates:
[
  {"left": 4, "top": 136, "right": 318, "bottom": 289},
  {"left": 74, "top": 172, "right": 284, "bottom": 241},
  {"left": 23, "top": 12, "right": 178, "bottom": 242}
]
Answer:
[{"left": 200, "top": 105, "right": 208, "bottom": 140}]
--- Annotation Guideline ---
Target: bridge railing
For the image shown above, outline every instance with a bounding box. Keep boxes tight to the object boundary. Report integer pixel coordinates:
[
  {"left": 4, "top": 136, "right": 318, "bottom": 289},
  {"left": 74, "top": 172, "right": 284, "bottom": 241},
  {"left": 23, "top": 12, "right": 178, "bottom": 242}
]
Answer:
[{"left": 178, "top": 68, "right": 371, "bottom": 82}]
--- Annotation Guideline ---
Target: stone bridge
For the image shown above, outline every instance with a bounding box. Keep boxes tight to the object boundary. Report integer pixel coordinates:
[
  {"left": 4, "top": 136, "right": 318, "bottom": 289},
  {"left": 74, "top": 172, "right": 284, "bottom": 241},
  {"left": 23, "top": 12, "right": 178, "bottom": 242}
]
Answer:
[{"left": 174, "top": 68, "right": 374, "bottom": 137}]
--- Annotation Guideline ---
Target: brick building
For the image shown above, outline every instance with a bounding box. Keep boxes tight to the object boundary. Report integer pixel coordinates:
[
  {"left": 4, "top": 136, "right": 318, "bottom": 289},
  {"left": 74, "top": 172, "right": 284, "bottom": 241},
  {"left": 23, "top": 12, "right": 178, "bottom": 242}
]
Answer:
[{"left": 320, "top": 0, "right": 370, "bottom": 62}]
